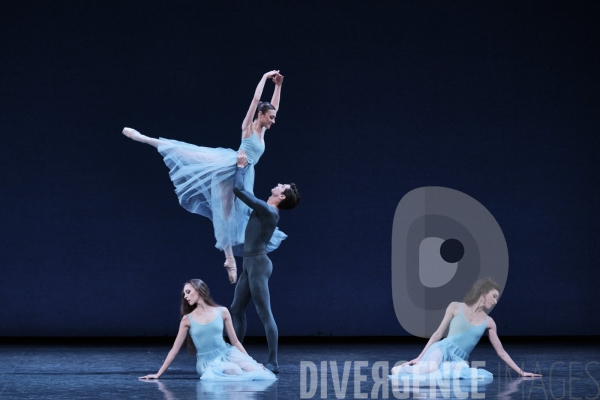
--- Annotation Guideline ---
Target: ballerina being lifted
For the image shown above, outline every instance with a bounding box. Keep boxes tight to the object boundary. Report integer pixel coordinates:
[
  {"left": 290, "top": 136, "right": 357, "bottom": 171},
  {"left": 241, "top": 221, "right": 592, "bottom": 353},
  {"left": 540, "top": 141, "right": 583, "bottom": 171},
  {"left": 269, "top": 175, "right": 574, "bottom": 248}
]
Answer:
[{"left": 123, "top": 70, "right": 284, "bottom": 284}]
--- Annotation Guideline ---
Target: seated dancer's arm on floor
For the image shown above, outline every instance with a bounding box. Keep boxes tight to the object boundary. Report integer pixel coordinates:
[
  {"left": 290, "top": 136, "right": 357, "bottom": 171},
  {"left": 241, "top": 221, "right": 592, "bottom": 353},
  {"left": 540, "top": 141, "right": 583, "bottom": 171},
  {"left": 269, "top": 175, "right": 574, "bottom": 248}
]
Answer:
[
  {"left": 139, "top": 316, "right": 191, "bottom": 379},
  {"left": 487, "top": 318, "right": 542, "bottom": 377},
  {"left": 396, "top": 302, "right": 459, "bottom": 371}
]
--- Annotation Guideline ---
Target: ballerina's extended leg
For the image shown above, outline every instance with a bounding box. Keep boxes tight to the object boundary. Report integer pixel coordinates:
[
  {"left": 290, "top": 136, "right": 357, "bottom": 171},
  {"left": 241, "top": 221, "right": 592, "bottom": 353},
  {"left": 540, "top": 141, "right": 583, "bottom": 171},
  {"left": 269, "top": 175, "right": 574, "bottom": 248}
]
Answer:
[
  {"left": 122, "top": 127, "right": 165, "bottom": 148},
  {"left": 123, "top": 127, "right": 225, "bottom": 161},
  {"left": 123, "top": 127, "right": 239, "bottom": 284}
]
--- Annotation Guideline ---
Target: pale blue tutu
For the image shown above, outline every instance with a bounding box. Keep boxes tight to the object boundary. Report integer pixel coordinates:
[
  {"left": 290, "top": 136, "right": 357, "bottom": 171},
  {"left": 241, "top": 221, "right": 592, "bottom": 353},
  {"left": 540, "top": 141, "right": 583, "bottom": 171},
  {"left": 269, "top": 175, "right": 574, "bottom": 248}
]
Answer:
[
  {"left": 157, "top": 132, "right": 286, "bottom": 255},
  {"left": 389, "top": 338, "right": 493, "bottom": 385},
  {"left": 197, "top": 345, "right": 276, "bottom": 381},
  {"left": 189, "top": 308, "right": 276, "bottom": 382}
]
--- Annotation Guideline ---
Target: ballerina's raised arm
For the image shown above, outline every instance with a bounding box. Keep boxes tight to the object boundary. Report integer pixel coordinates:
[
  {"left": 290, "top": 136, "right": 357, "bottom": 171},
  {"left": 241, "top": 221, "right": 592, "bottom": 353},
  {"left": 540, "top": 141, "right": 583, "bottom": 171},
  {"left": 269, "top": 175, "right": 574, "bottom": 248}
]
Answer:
[{"left": 241, "top": 70, "right": 281, "bottom": 138}]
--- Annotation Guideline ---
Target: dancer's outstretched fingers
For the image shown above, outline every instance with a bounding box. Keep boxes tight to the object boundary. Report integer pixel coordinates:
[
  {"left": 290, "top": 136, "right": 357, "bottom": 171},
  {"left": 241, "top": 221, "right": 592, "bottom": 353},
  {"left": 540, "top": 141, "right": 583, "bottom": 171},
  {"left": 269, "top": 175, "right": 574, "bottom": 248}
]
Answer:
[
  {"left": 139, "top": 374, "right": 159, "bottom": 379},
  {"left": 402, "top": 358, "right": 419, "bottom": 368},
  {"left": 264, "top": 70, "right": 279, "bottom": 78},
  {"left": 273, "top": 74, "right": 284, "bottom": 85}
]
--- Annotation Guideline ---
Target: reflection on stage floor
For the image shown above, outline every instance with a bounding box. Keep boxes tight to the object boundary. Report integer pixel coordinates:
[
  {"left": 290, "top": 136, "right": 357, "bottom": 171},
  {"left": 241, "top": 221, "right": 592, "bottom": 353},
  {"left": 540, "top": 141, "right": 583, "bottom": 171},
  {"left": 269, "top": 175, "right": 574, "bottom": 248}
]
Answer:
[{"left": 0, "top": 339, "right": 598, "bottom": 399}]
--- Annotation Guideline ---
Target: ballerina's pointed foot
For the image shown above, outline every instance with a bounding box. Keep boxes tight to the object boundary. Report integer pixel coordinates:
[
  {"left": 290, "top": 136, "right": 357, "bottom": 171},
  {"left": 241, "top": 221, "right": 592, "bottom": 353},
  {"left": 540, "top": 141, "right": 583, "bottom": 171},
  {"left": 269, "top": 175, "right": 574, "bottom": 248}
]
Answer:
[
  {"left": 224, "top": 258, "right": 237, "bottom": 284},
  {"left": 122, "top": 127, "right": 145, "bottom": 142}
]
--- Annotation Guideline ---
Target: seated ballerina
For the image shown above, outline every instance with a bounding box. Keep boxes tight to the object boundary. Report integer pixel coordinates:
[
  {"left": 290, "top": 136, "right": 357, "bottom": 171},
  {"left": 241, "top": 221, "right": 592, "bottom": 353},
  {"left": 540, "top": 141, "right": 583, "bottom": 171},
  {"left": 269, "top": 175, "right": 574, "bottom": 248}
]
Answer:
[
  {"left": 390, "top": 278, "right": 542, "bottom": 382},
  {"left": 139, "top": 279, "right": 275, "bottom": 381}
]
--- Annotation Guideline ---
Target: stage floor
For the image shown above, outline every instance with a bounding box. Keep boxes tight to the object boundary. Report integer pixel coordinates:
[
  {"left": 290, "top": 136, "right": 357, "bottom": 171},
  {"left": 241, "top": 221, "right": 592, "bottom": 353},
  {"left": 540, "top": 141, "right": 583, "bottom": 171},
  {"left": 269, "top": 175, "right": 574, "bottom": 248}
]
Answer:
[{"left": 1, "top": 340, "right": 598, "bottom": 399}]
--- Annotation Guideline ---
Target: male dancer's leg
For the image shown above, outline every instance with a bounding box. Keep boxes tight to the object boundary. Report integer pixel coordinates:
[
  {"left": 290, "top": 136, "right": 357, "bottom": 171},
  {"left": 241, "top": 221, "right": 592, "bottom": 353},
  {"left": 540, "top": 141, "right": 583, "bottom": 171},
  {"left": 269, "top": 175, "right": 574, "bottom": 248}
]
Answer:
[
  {"left": 230, "top": 265, "right": 252, "bottom": 342},
  {"left": 246, "top": 254, "right": 278, "bottom": 369}
]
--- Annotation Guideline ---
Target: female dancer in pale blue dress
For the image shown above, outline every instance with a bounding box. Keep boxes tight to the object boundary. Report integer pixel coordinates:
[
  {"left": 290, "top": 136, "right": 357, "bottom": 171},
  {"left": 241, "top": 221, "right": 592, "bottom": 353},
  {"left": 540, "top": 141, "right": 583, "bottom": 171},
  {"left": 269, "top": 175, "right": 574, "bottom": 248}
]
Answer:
[
  {"left": 390, "top": 278, "right": 542, "bottom": 383},
  {"left": 139, "top": 279, "right": 276, "bottom": 381},
  {"left": 122, "top": 71, "right": 284, "bottom": 284}
]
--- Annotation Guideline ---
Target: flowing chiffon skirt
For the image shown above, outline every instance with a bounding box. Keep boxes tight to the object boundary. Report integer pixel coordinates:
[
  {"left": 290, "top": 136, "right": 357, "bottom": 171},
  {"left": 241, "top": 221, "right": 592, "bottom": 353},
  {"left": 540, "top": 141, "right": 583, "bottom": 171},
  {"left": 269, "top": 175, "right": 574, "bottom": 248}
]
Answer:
[
  {"left": 157, "top": 138, "right": 286, "bottom": 255},
  {"left": 389, "top": 338, "right": 493, "bottom": 385},
  {"left": 197, "top": 344, "right": 276, "bottom": 381}
]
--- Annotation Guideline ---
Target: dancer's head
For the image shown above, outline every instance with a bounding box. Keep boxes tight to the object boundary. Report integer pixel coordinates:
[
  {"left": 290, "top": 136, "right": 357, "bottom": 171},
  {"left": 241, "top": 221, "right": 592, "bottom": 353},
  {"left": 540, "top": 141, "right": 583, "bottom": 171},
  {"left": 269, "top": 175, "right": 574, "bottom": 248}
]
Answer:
[
  {"left": 253, "top": 101, "right": 277, "bottom": 129},
  {"left": 463, "top": 278, "right": 500, "bottom": 309},
  {"left": 270, "top": 183, "right": 300, "bottom": 210},
  {"left": 181, "top": 279, "right": 218, "bottom": 313}
]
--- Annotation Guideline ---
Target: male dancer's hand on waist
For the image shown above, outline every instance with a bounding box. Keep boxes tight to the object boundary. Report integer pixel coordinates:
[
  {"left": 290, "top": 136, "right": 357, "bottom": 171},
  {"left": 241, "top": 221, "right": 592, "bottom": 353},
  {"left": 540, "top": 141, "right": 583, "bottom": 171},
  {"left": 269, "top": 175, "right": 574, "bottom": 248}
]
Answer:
[{"left": 237, "top": 150, "right": 248, "bottom": 168}]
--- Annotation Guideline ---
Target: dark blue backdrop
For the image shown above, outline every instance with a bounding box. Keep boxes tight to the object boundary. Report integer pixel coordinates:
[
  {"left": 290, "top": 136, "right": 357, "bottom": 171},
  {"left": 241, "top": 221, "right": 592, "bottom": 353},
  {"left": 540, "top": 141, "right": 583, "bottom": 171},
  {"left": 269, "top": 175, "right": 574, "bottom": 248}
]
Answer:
[{"left": 1, "top": 1, "right": 598, "bottom": 337}]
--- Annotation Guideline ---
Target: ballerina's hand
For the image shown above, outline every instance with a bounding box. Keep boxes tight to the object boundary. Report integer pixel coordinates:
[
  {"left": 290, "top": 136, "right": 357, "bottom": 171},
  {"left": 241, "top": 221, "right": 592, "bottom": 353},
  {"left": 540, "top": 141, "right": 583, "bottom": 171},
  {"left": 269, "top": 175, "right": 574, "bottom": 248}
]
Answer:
[
  {"left": 263, "top": 70, "right": 280, "bottom": 79},
  {"left": 237, "top": 150, "right": 248, "bottom": 167},
  {"left": 139, "top": 374, "right": 160, "bottom": 379},
  {"left": 521, "top": 371, "right": 542, "bottom": 377},
  {"left": 400, "top": 358, "right": 421, "bottom": 368},
  {"left": 272, "top": 73, "right": 284, "bottom": 85}
]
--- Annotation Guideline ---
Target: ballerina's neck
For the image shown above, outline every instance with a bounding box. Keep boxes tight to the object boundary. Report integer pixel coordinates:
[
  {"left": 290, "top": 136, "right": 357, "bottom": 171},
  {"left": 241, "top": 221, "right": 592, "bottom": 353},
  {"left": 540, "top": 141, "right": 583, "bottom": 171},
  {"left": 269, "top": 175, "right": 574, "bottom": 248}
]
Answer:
[
  {"left": 461, "top": 303, "right": 487, "bottom": 326},
  {"left": 190, "top": 308, "right": 220, "bottom": 325}
]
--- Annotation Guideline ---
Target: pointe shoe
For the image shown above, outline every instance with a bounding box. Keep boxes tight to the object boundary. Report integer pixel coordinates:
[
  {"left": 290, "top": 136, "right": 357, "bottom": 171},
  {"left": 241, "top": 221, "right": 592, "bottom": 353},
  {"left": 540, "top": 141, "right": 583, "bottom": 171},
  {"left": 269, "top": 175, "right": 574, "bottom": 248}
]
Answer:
[
  {"left": 122, "top": 127, "right": 145, "bottom": 142},
  {"left": 224, "top": 258, "right": 237, "bottom": 284}
]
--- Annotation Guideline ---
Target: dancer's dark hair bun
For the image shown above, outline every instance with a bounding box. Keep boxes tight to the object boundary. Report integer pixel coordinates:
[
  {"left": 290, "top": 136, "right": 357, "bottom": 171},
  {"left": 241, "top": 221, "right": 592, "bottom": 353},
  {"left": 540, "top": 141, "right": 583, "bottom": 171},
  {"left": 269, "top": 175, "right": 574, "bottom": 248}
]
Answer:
[{"left": 253, "top": 102, "right": 277, "bottom": 121}]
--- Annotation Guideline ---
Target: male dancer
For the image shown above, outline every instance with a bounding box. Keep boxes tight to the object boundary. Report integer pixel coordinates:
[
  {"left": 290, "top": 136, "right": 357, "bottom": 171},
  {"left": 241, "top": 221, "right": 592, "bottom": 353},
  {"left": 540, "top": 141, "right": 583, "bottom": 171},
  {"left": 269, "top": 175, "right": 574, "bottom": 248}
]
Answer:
[{"left": 230, "top": 150, "right": 300, "bottom": 374}]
